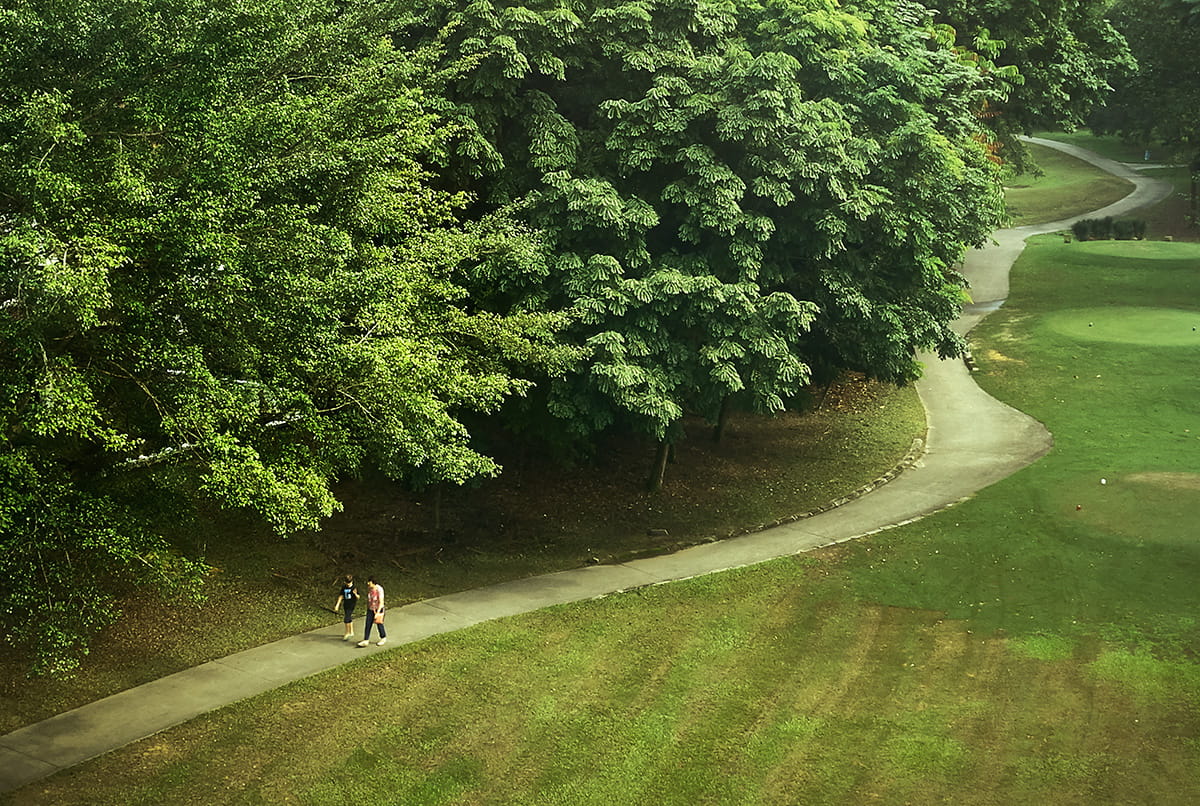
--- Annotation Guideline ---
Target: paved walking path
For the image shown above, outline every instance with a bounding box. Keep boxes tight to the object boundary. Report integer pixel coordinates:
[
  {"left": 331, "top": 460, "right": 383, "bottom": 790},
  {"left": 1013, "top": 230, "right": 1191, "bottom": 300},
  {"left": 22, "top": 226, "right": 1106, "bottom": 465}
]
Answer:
[{"left": 0, "top": 139, "right": 1172, "bottom": 794}]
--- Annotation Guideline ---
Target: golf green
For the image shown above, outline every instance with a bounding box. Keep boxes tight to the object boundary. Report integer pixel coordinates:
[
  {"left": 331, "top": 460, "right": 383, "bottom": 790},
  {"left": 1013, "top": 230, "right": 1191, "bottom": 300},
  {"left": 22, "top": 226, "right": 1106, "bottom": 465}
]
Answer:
[{"left": 1042, "top": 307, "right": 1200, "bottom": 346}]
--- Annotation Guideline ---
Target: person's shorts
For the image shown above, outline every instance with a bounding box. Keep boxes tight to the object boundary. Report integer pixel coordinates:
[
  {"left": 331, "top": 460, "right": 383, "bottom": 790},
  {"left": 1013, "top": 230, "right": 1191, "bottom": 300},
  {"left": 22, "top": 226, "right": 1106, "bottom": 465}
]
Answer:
[{"left": 342, "top": 606, "right": 355, "bottom": 624}]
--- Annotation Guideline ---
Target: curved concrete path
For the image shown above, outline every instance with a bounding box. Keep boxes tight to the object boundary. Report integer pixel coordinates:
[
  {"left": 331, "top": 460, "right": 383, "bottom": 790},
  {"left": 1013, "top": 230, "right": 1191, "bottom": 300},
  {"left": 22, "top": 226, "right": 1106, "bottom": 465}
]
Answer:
[{"left": 0, "top": 139, "right": 1172, "bottom": 794}]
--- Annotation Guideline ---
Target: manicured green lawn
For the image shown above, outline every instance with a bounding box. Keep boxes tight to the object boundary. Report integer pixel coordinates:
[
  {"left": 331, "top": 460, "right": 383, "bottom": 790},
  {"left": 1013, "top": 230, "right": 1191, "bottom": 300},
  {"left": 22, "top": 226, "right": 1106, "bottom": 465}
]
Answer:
[
  {"left": 855, "top": 237, "right": 1200, "bottom": 640},
  {"left": 10, "top": 206, "right": 1200, "bottom": 803},
  {"left": 1004, "top": 142, "right": 1132, "bottom": 226},
  {"left": 20, "top": 558, "right": 1197, "bottom": 805}
]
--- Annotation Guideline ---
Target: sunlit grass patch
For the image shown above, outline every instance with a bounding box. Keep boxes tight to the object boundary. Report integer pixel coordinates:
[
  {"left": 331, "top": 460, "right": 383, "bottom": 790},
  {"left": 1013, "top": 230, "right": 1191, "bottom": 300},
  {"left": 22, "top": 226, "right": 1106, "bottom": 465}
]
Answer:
[
  {"left": 1047, "top": 472, "right": 1200, "bottom": 548},
  {"left": 11, "top": 559, "right": 1200, "bottom": 805},
  {"left": 1010, "top": 751, "right": 1116, "bottom": 788},
  {"left": 1091, "top": 648, "right": 1200, "bottom": 706},
  {"left": 1010, "top": 633, "right": 1074, "bottom": 662}
]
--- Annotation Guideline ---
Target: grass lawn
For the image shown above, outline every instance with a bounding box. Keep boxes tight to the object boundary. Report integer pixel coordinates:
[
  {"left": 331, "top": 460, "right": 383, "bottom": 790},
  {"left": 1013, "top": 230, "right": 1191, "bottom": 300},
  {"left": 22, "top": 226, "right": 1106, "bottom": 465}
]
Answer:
[
  {"left": 7, "top": 175, "right": 1200, "bottom": 802},
  {"left": 1004, "top": 142, "right": 1133, "bottom": 227},
  {"left": 1034, "top": 131, "right": 1200, "bottom": 242}
]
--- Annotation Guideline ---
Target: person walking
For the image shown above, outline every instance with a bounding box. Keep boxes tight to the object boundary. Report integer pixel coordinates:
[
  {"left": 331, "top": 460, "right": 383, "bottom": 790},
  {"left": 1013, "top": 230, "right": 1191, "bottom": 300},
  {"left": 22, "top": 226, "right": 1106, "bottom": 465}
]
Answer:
[
  {"left": 333, "top": 574, "right": 358, "bottom": 640},
  {"left": 357, "top": 577, "right": 387, "bottom": 647}
]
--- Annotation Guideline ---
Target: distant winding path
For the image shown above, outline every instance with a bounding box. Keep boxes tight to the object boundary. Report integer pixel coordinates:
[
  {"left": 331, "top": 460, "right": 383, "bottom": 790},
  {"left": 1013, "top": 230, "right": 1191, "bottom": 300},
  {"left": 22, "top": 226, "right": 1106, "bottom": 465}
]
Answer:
[{"left": 0, "top": 138, "right": 1173, "bottom": 794}]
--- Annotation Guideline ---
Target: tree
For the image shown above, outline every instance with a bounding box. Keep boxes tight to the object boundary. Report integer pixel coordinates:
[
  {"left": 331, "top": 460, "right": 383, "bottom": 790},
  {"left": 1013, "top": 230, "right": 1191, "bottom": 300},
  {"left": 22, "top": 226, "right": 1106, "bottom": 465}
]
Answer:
[
  {"left": 760, "top": 0, "right": 1006, "bottom": 385},
  {"left": 1094, "top": 0, "right": 1200, "bottom": 220},
  {"left": 0, "top": 0, "right": 574, "bottom": 672},
  {"left": 933, "top": 0, "right": 1135, "bottom": 169},
  {"left": 1093, "top": 0, "right": 1200, "bottom": 154},
  {"left": 1163, "top": 0, "right": 1200, "bottom": 25},
  {"left": 404, "top": 0, "right": 1005, "bottom": 468}
]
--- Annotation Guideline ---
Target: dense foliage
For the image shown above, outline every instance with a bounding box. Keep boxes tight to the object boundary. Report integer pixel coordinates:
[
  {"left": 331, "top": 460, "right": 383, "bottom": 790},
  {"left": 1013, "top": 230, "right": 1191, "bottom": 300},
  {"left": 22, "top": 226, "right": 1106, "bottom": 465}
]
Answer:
[
  {"left": 1093, "top": 0, "right": 1200, "bottom": 165},
  {"left": 405, "top": 0, "right": 1006, "bottom": 449},
  {"left": 934, "top": 0, "right": 1134, "bottom": 170},
  {"left": 1163, "top": 0, "right": 1200, "bottom": 25},
  {"left": 0, "top": 0, "right": 1129, "bottom": 672},
  {"left": 0, "top": 0, "right": 573, "bottom": 672}
]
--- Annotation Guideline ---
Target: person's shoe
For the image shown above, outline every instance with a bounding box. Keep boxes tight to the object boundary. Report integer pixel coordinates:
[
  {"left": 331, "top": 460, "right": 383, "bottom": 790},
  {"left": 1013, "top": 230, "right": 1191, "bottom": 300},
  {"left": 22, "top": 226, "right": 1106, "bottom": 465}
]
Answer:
[
  {"left": 343, "top": 633, "right": 355, "bottom": 641},
  {"left": 376, "top": 638, "right": 387, "bottom": 646},
  {"left": 356, "top": 640, "right": 369, "bottom": 647}
]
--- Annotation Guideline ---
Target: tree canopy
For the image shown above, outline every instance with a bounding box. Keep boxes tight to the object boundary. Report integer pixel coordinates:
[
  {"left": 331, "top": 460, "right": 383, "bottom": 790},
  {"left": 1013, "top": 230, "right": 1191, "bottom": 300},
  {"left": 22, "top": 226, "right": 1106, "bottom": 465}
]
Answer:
[
  {"left": 1, "top": 0, "right": 1130, "bottom": 672},
  {"left": 403, "top": 0, "right": 1005, "bottom": 449},
  {"left": 0, "top": 0, "right": 573, "bottom": 672},
  {"left": 1092, "top": 0, "right": 1200, "bottom": 162},
  {"left": 1163, "top": 0, "right": 1200, "bottom": 25},
  {"left": 933, "top": 0, "right": 1134, "bottom": 169}
]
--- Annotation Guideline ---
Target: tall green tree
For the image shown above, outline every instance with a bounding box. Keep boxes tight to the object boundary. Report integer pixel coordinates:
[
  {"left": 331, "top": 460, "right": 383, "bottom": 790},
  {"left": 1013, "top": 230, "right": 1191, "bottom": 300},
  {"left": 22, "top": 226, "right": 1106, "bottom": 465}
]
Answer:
[
  {"left": 760, "top": 0, "right": 1006, "bottom": 384},
  {"left": 1163, "top": 0, "right": 1200, "bottom": 25},
  {"left": 1093, "top": 0, "right": 1200, "bottom": 157},
  {"left": 0, "top": 0, "right": 574, "bottom": 672},
  {"left": 403, "top": 0, "right": 1004, "bottom": 460},
  {"left": 1094, "top": 0, "right": 1200, "bottom": 219},
  {"left": 934, "top": 0, "right": 1135, "bottom": 169}
]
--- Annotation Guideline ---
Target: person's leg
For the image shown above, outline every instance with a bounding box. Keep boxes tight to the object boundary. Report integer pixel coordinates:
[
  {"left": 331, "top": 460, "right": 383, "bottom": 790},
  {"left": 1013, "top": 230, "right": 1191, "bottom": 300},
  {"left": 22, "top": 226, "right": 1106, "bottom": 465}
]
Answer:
[
  {"left": 358, "top": 610, "right": 376, "bottom": 646},
  {"left": 343, "top": 607, "right": 354, "bottom": 638},
  {"left": 376, "top": 617, "right": 387, "bottom": 644}
]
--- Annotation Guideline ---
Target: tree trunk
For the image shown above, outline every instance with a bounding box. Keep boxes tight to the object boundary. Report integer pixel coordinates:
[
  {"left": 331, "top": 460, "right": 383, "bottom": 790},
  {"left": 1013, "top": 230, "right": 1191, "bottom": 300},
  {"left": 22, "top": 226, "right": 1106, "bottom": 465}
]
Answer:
[
  {"left": 712, "top": 395, "right": 732, "bottom": 443},
  {"left": 647, "top": 440, "right": 671, "bottom": 492},
  {"left": 816, "top": 382, "right": 832, "bottom": 410},
  {"left": 431, "top": 483, "right": 442, "bottom": 532}
]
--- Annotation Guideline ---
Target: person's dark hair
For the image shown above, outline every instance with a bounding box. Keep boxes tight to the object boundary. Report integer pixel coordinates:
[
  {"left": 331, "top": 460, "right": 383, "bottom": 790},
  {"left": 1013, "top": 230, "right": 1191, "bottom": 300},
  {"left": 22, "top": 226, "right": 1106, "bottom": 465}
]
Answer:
[{"left": 343, "top": 574, "right": 354, "bottom": 585}]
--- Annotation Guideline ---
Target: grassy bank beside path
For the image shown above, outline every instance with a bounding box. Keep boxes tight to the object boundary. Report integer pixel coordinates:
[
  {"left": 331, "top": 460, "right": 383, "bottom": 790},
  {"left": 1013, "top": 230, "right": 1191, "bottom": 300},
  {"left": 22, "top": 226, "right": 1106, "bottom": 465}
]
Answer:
[
  {"left": 12, "top": 559, "right": 1196, "bottom": 806},
  {"left": 1005, "top": 142, "right": 1133, "bottom": 227},
  {"left": 1036, "top": 130, "right": 1158, "bottom": 164},
  {"left": 0, "top": 377, "right": 924, "bottom": 733}
]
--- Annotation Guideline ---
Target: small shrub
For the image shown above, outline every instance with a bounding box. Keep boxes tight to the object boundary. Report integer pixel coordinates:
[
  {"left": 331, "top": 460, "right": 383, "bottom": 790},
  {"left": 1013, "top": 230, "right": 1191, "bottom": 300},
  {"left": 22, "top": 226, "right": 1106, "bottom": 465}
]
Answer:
[
  {"left": 1102, "top": 219, "right": 1149, "bottom": 240},
  {"left": 1069, "top": 218, "right": 1147, "bottom": 242}
]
